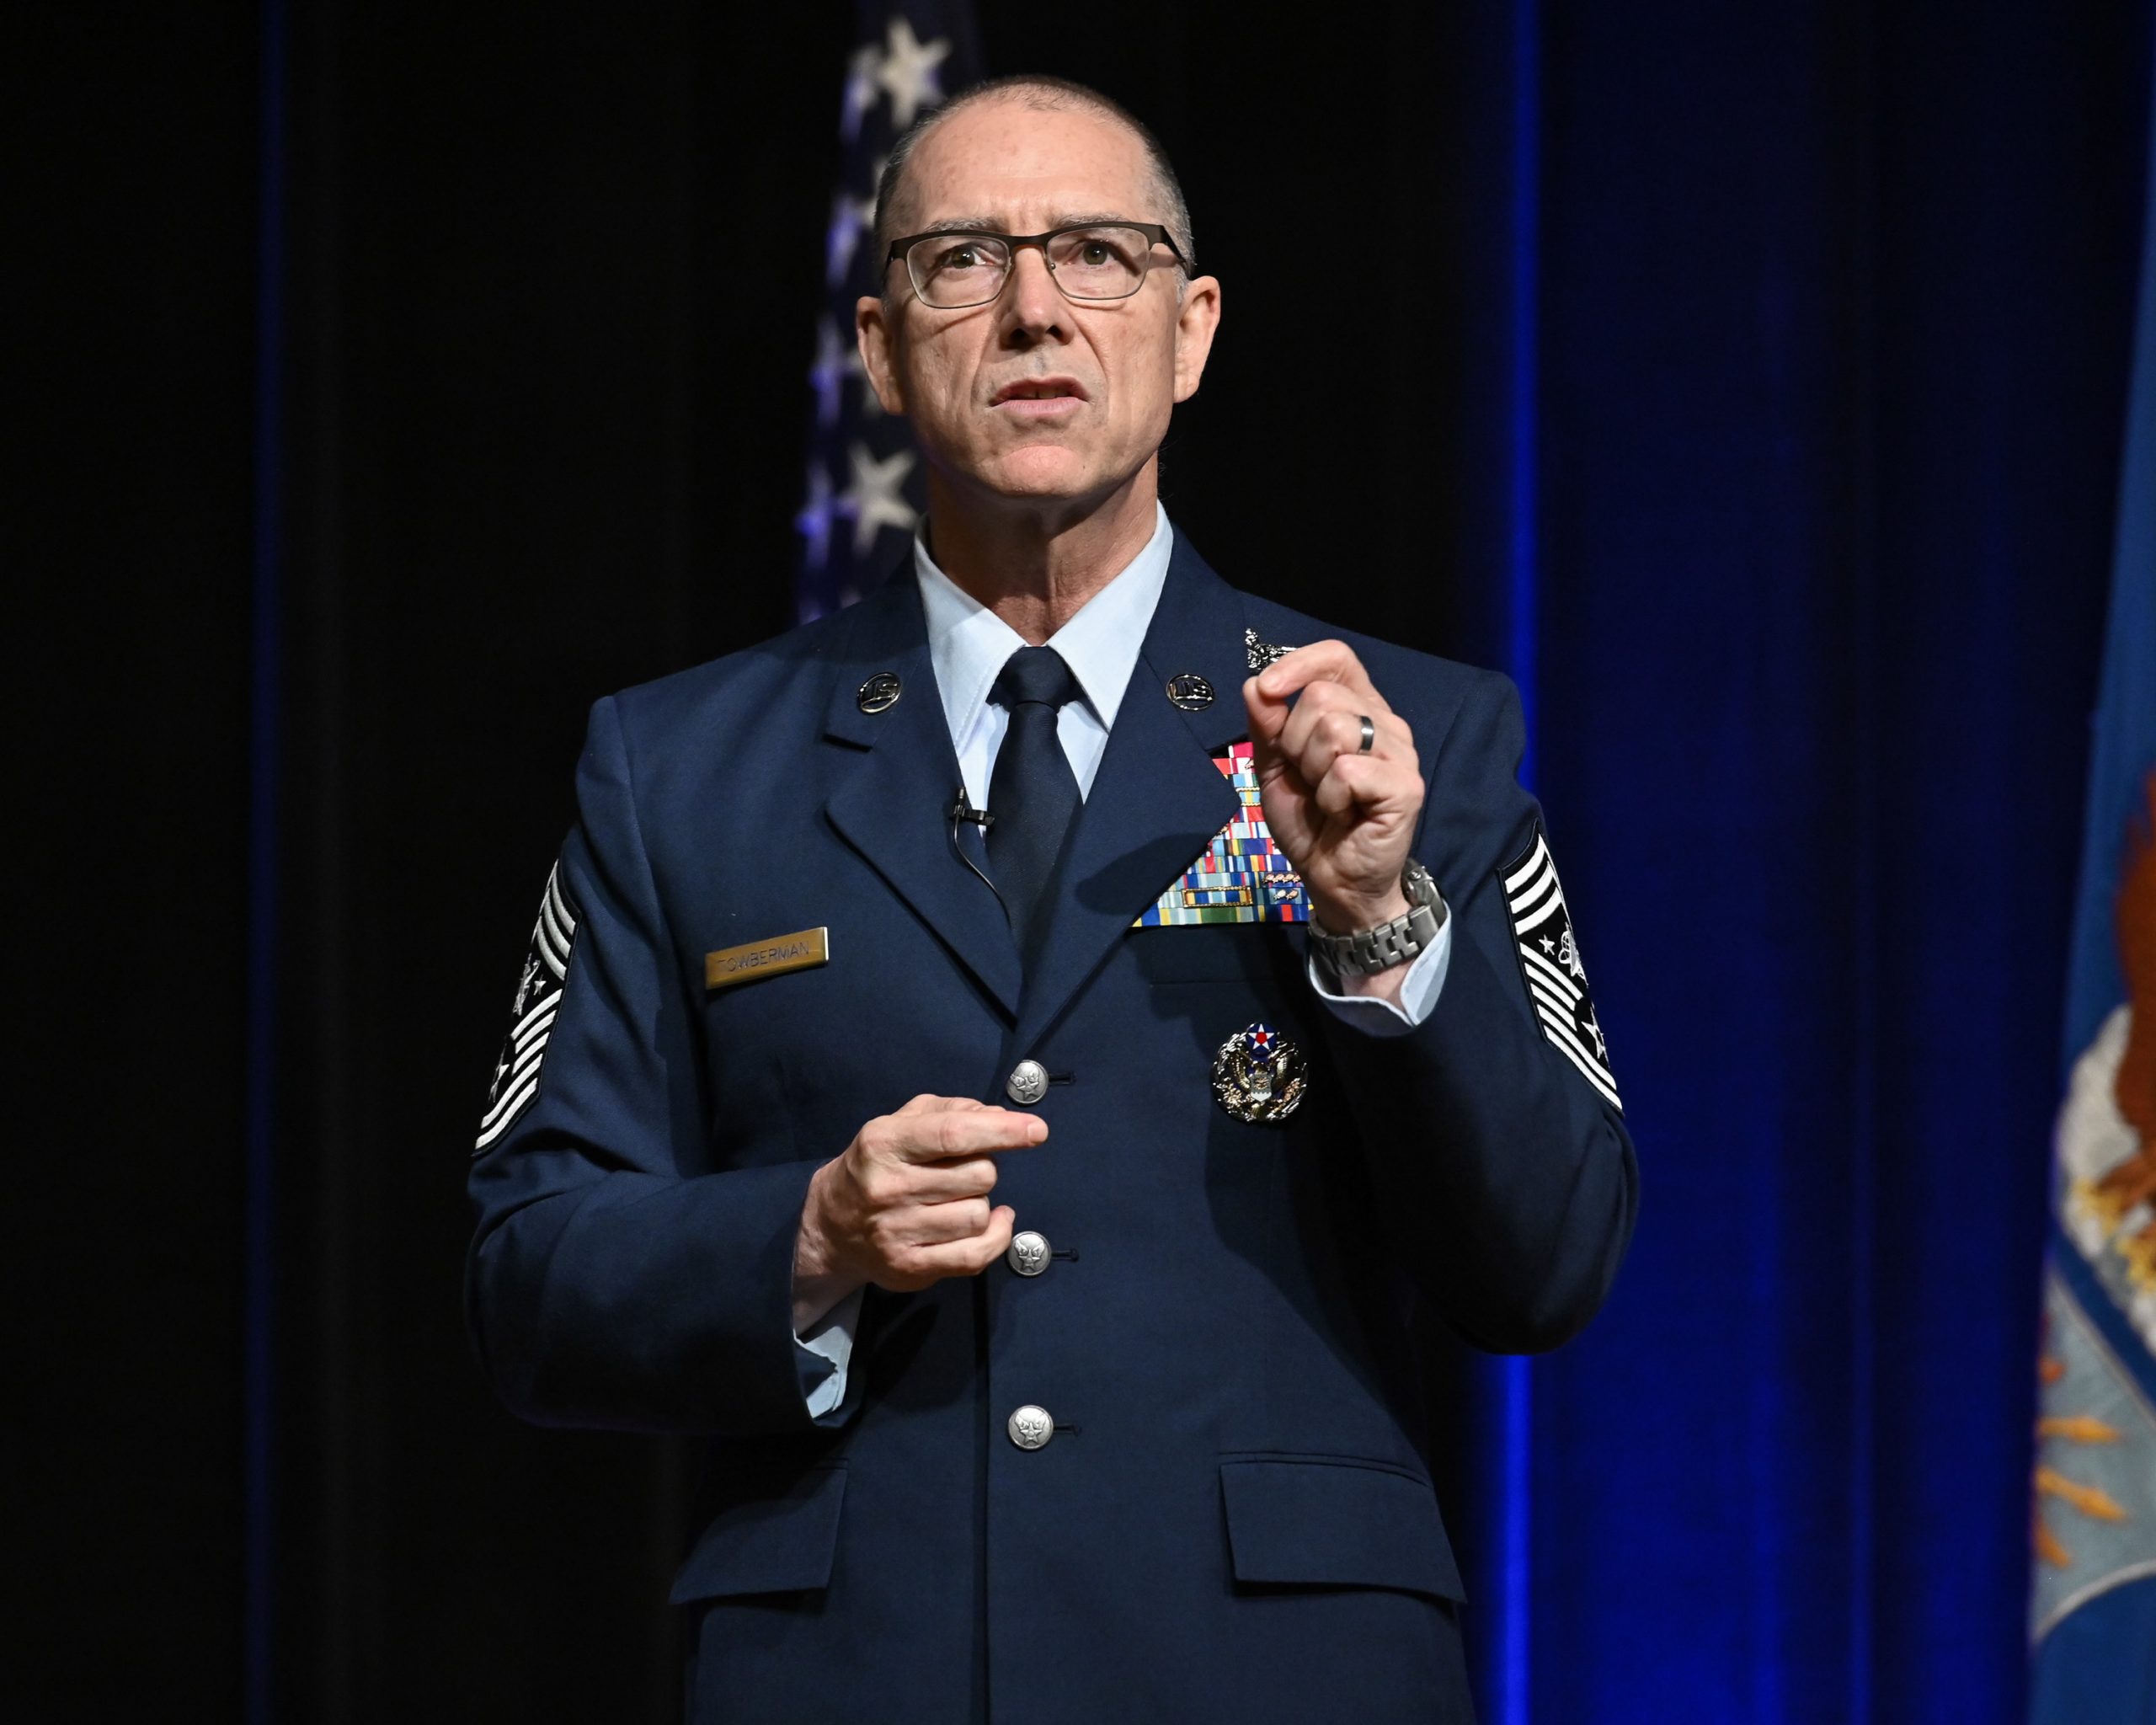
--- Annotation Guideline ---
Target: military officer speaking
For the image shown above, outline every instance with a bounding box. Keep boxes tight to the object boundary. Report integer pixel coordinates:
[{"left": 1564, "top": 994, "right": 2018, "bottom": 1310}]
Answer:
[{"left": 467, "top": 73, "right": 1637, "bottom": 1725}]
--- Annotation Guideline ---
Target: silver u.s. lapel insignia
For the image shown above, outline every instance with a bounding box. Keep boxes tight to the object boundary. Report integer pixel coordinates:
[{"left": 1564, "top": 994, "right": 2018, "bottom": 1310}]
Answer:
[
  {"left": 856, "top": 670, "right": 902, "bottom": 713},
  {"left": 1212, "top": 1022, "right": 1308, "bottom": 1124},
  {"left": 1165, "top": 671, "right": 1215, "bottom": 711}
]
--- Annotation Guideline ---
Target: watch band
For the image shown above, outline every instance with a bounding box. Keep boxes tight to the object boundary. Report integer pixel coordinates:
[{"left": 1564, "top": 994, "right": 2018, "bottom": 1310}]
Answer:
[{"left": 1309, "top": 859, "right": 1448, "bottom": 976}]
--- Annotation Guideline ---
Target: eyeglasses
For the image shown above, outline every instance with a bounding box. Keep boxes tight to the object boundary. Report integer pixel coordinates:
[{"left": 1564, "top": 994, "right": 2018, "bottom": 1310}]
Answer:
[{"left": 886, "top": 222, "right": 1185, "bottom": 309}]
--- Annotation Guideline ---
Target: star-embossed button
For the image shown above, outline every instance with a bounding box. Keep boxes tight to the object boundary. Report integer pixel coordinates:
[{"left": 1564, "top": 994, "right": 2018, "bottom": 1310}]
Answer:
[
  {"left": 1165, "top": 671, "right": 1214, "bottom": 711},
  {"left": 856, "top": 671, "right": 902, "bottom": 713},
  {"left": 1007, "top": 1230, "right": 1051, "bottom": 1276},
  {"left": 1212, "top": 1022, "right": 1309, "bottom": 1124},
  {"left": 1006, "top": 1060, "right": 1049, "bottom": 1105},
  {"left": 1007, "top": 1404, "right": 1054, "bottom": 1450}
]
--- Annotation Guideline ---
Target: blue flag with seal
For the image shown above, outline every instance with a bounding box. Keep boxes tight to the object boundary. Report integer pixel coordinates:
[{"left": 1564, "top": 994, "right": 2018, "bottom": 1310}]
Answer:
[
  {"left": 795, "top": 0, "right": 982, "bottom": 623},
  {"left": 2026, "top": 58, "right": 2156, "bottom": 1721}
]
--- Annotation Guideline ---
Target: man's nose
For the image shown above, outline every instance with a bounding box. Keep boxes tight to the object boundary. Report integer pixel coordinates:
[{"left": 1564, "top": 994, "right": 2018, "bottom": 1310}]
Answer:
[{"left": 999, "top": 243, "right": 1067, "bottom": 344}]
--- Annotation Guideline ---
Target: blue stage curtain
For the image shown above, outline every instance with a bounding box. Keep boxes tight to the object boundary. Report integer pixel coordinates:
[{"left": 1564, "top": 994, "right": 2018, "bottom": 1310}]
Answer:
[{"left": 1484, "top": 3, "right": 2148, "bottom": 1719}]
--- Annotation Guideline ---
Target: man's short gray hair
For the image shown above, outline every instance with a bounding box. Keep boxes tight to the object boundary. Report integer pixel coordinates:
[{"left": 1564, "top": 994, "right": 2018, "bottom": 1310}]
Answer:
[{"left": 872, "top": 75, "right": 1197, "bottom": 295}]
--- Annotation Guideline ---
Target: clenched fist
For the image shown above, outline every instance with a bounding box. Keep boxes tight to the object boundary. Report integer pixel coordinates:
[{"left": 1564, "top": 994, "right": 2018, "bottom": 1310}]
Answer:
[
  {"left": 1244, "top": 639, "right": 1426, "bottom": 985},
  {"left": 791, "top": 1094, "right": 1044, "bottom": 1331}
]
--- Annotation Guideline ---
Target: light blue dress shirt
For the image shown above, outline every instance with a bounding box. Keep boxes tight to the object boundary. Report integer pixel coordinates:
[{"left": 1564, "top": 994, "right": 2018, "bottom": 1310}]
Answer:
[{"left": 796, "top": 506, "right": 1451, "bottom": 1414}]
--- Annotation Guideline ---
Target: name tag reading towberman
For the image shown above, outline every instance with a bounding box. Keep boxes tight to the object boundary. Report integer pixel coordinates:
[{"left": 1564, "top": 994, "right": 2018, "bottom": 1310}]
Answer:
[{"left": 705, "top": 927, "right": 829, "bottom": 991}]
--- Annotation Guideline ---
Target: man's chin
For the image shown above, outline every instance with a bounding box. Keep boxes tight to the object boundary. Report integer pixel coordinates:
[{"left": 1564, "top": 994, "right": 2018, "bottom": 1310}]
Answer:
[
  {"left": 923, "top": 436, "right": 1154, "bottom": 520},
  {"left": 969, "top": 447, "right": 1127, "bottom": 507}
]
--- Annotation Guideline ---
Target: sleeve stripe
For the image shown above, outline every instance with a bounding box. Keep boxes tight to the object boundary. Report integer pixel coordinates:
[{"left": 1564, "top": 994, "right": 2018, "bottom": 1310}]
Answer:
[
  {"left": 473, "top": 859, "right": 582, "bottom": 1157},
  {"left": 506, "top": 991, "right": 559, "bottom": 1048},
  {"left": 1535, "top": 1007, "right": 1623, "bottom": 1109},
  {"left": 546, "top": 863, "right": 579, "bottom": 933},
  {"left": 1502, "top": 832, "right": 1552, "bottom": 895},
  {"left": 1519, "top": 943, "right": 1582, "bottom": 1002},
  {"left": 537, "top": 896, "right": 574, "bottom": 972},
  {"left": 1506, "top": 858, "right": 1559, "bottom": 919},
  {"left": 475, "top": 1071, "right": 544, "bottom": 1150},
  {"left": 1528, "top": 980, "right": 1577, "bottom": 1020},
  {"left": 1502, "top": 821, "right": 1622, "bottom": 1115},
  {"left": 1511, "top": 884, "right": 1565, "bottom": 936},
  {"left": 504, "top": 1026, "right": 552, "bottom": 1080}
]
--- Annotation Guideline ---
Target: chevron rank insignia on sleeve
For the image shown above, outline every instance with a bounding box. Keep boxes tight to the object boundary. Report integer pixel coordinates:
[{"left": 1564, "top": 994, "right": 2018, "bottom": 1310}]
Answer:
[
  {"left": 474, "top": 859, "right": 579, "bottom": 1155},
  {"left": 1502, "top": 825, "right": 1621, "bottom": 1113}
]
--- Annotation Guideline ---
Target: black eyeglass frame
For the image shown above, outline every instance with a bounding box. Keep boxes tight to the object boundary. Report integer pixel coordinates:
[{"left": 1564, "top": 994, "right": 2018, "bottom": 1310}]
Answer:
[{"left": 883, "top": 222, "right": 1187, "bottom": 306}]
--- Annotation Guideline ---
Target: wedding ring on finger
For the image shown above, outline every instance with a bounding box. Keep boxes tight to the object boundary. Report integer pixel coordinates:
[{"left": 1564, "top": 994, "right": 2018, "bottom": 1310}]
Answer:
[{"left": 1357, "top": 715, "right": 1376, "bottom": 755}]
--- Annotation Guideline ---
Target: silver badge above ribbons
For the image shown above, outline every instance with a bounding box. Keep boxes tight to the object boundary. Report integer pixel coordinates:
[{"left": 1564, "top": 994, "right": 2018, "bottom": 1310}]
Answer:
[
  {"left": 1244, "top": 628, "right": 1296, "bottom": 672},
  {"left": 1212, "top": 1021, "right": 1308, "bottom": 1124}
]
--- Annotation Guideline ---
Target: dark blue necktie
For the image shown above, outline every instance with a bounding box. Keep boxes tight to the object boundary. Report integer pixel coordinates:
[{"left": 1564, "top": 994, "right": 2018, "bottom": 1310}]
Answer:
[{"left": 986, "top": 645, "right": 1083, "bottom": 953}]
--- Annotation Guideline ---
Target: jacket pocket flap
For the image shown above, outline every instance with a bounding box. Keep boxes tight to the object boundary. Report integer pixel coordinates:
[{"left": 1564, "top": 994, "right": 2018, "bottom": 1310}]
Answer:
[
  {"left": 1220, "top": 1459, "right": 1465, "bottom": 1602},
  {"left": 670, "top": 1465, "right": 847, "bottom": 1603}
]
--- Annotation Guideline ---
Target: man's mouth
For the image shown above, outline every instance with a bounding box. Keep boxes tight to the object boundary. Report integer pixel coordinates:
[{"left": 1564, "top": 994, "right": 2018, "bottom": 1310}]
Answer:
[{"left": 990, "top": 377, "right": 1090, "bottom": 407}]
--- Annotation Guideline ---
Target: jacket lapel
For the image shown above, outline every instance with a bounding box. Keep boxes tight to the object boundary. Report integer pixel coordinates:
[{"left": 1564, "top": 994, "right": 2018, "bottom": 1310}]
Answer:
[
  {"left": 1008, "top": 541, "right": 1250, "bottom": 1053},
  {"left": 822, "top": 581, "right": 1023, "bottom": 1017}
]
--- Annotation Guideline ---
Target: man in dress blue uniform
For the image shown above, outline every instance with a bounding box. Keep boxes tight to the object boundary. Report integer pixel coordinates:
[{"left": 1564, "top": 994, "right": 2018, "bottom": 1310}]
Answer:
[{"left": 467, "top": 76, "right": 1636, "bottom": 1723}]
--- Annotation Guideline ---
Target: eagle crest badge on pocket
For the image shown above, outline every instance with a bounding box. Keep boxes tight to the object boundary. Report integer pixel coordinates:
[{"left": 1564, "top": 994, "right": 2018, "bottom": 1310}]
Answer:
[
  {"left": 1134, "top": 742, "right": 1310, "bottom": 927},
  {"left": 1212, "top": 1021, "right": 1309, "bottom": 1123}
]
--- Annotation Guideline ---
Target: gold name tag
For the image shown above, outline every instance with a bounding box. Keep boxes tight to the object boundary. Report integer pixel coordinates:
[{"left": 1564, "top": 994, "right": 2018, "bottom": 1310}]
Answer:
[{"left": 705, "top": 927, "right": 829, "bottom": 991}]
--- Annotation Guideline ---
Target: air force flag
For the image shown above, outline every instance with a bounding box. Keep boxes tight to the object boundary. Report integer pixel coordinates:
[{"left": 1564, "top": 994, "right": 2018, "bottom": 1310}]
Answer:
[{"left": 2025, "top": 50, "right": 2156, "bottom": 1716}]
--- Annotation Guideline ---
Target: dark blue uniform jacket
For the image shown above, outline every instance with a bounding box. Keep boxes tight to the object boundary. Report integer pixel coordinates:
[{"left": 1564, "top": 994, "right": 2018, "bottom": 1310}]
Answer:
[{"left": 467, "top": 539, "right": 1638, "bottom": 1723}]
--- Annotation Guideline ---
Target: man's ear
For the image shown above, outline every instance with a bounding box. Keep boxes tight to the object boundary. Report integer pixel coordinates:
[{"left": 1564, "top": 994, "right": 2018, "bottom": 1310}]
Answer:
[
  {"left": 856, "top": 295, "right": 908, "bottom": 416},
  {"left": 1171, "top": 275, "right": 1222, "bottom": 405}
]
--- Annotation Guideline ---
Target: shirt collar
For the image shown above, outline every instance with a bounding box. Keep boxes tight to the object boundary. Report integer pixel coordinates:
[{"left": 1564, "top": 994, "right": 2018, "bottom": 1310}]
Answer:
[{"left": 914, "top": 502, "right": 1175, "bottom": 742}]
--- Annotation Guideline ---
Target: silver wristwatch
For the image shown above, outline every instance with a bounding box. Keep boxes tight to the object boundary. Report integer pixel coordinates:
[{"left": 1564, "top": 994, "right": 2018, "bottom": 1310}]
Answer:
[{"left": 1309, "top": 859, "right": 1448, "bottom": 976}]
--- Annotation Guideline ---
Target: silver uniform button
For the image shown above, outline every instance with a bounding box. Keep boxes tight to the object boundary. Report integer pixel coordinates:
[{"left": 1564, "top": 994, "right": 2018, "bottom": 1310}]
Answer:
[
  {"left": 1006, "top": 1231, "right": 1050, "bottom": 1276},
  {"left": 1007, "top": 1404, "right": 1054, "bottom": 1450},
  {"left": 1005, "top": 1060, "right": 1049, "bottom": 1106}
]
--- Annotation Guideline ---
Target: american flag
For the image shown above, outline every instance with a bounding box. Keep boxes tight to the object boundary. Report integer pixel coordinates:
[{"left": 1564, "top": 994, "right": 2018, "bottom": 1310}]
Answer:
[{"left": 795, "top": 1, "right": 982, "bottom": 622}]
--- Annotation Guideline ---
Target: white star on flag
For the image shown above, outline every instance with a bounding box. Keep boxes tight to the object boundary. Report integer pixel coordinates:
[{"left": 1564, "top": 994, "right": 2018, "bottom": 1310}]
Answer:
[
  {"left": 838, "top": 441, "right": 918, "bottom": 554},
  {"left": 876, "top": 17, "right": 951, "bottom": 130}
]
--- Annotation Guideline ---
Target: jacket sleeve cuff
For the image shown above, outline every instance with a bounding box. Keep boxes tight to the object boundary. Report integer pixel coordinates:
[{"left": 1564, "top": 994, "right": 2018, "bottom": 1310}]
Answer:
[{"left": 794, "top": 1287, "right": 866, "bottom": 1422}]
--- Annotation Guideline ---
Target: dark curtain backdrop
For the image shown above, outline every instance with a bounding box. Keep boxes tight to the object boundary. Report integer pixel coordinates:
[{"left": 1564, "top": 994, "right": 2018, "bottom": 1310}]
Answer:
[{"left": 26, "top": 2, "right": 2143, "bottom": 1720}]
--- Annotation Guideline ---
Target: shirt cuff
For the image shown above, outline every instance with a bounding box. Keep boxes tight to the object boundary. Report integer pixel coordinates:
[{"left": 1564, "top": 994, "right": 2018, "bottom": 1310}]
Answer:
[
  {"left": 795, "top": 1286, "right": 865, "bottom": 1418},
  {"left": 1306, "top": 902, "right": 1453, "bottom": 1036}
]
